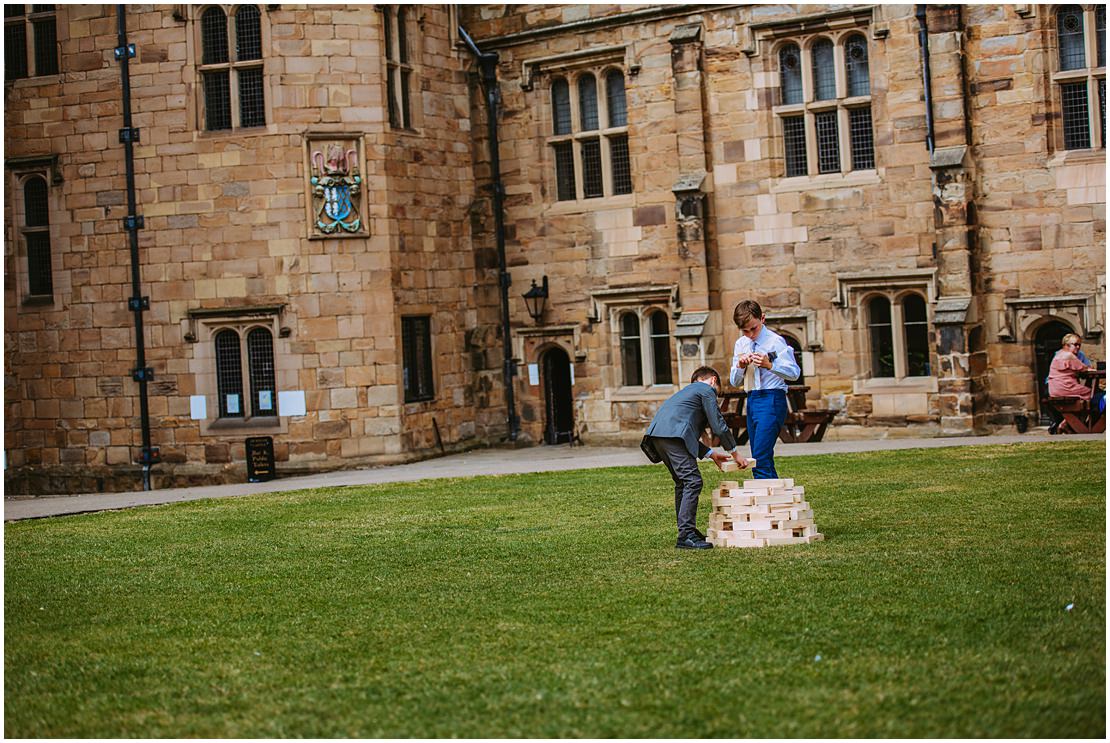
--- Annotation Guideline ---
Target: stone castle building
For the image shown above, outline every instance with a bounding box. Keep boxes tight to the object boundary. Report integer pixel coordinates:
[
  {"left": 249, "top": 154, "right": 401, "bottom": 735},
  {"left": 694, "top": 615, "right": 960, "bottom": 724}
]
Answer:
[{"left": 4, "top": 4, "right": 1105, "bottom": 493}]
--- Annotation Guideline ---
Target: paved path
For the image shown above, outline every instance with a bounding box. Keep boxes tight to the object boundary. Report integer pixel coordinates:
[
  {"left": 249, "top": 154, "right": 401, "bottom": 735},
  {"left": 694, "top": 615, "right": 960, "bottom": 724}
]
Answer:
[{"left": 5, "top": 432, "right": 1103, "bottom": 521}]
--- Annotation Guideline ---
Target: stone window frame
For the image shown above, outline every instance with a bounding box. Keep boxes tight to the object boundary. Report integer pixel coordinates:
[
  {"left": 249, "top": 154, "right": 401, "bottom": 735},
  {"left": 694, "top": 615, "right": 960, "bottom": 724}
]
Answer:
[
  {"left": 835, "top": 270, "right": 940, "bottom": 394},
  {"left": 545, "top": 65, "right": 633, "bottom": 203},
  {"left": 4, "top": 4, "right": 59, "bottom": 82},
  {"left": 401, "top": 314, "right": 435, "bottom": 403},
  {"left": 192, "top": 4, "right": 270, "bottom": 133},
  {"left": 7, "top": 162, "right": 59, "bottom": 308},
  {"left": 862, "top": 290, "right": 933, "bottom": 380},
  {"left": 771, "top": 30, "right": 876, "bottom": 179},
  {"left": 1051, "top": 4, "right": 1106, "bottom": 152},
  {"left": 188, "top": 308, "right": 290, "bottom": 436},
  {"left": 618, "top": 307, "right": 674, "bottom": 388},
  {"left": 380, "top": 5, "right": 424, "bottom": 133},
  {"left": 589, "top": 285, "right": 679, "bottom": 399}
]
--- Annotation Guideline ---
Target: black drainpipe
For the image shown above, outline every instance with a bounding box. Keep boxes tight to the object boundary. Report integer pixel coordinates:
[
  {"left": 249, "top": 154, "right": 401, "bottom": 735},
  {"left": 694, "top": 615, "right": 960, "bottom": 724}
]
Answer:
[
  {"left": 916, "top": 4, "right": 936, "bottom": 154},
  {"left": 115, "top": 5, "right": 157, "bottom": 489},
  {"left": 458, "top": 25, "right": 520, "bottom": 442}
]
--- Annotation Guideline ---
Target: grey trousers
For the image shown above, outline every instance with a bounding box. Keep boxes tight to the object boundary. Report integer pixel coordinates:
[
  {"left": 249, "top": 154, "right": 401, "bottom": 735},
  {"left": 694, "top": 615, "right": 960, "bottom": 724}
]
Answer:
[{"left": 651, "top": 436, "right": 702, "bottom": 539}]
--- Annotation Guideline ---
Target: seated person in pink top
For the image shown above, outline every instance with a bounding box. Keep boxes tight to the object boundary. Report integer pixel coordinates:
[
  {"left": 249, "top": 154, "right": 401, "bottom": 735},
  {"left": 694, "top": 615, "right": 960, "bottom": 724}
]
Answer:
[{"left": 1047, "top": 333, "right": 1104, "bottom": 414}]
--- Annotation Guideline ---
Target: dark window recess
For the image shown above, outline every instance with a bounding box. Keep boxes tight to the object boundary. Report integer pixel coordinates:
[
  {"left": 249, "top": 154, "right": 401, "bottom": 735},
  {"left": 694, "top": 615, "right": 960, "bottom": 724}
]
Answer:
[
  {"left": 578, "top": 74, "right": 599, "bottom": 131},
  {"left": 552, "top": 78, "right": 572, "bottom": 135},
  {"left": 553, "top": 142, "right": 576, "bottom": 201},
  {"left": 903, "top": 294, "right": 931, "bottom": 377},
  {"left": 581, "top": 138, "right": 603, "bottom": 198},
  {"left": 779, "top": 44, "right": 802, "bottom": 105},
  {"left": 247, "top": 328, "right": 276, "bottom": 416},
  {"left": 215, "top": 330, "right": 245, "bottom": 417},
  {"left": 236, "top": 5, "right": 262, "bottom": 60},
  {"left": 399, "top": 68, "right": 411, "bottom": 127},
  {"left": 238, "top": 67, "right": 265, "bottom": 127},
  {"left": 845, "top": 34, "right": 870, "bottom": 97},
  {"left": 812, "top": 39, "right": 836, "bottom": 100},
  {"left": 402, "top": 316, "right": 434, "bottom": 402},
  {"left": 783, "top": 115, "right": 807, "bottom": 177},
  {"left": 23, "top": 177, "right": 52, "bottom": 297},
  {"left": 5, "top": 6, "right": 25, "bottom": 18},
  {"left": 396, "top": 7, "right": 407, "bottom": 63},
  {"left": 609, "top": 135, "right": 632, "bottom": 195},
  {"left": 620, "top": 313, "right": 643, "bottom": 386},
  {"left": 5, "top": 22, "right": 27, "bottom": 80},
  {"left": 1057, "top": 5, "right": 1086, "bottom": 71},
  {"left": 868, "top": 296, "right": 895, "bottom": 378},
  {"left": 1100, "top": 78, "right": 1106, "bottom": 148},
  {"left": 201, "top": 7, "right": 229, "bottom": 65},
  {"left": 649, "top": 311, "right": 672, "bottom": 385},
  {"left": 1098, "top": 5, "right": 1106, "bottom": 68},
  {"left": 849, "top": 107, "right": 875, "bottom": 170},
  {"left": 606, "top": 70, "right": 627, "bottom": 127},
  {"left": 204, "top": 70, "right": 232, "bottom": 130},
  {"left": 386, "top": 67, "right": 398, "bottom": 128},
  {"left": 31, "top": 17, "right": 55, "bottom": 75},
  {"left": 815, "top": 110, "right": 840, "bottom": 173},
  {"left": 1061, "top": 81, "right": 1091, "bottom": 149}
]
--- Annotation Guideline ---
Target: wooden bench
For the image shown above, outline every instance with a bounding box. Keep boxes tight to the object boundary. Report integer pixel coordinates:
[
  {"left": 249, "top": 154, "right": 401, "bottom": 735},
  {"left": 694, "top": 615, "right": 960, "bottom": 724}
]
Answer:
[
  {"left": 718, "top": 388, "right": 837, "bottom": 445},
  {"left": 1042, "top": 396, "right": 1105, "bottom": 434}
]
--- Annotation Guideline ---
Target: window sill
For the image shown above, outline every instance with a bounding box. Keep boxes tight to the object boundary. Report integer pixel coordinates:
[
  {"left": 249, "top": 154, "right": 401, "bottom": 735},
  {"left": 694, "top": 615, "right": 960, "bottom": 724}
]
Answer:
[
  {"left": 21, "top": 295, "right": 54, "bottom": 307},
  {"left": 545, "top": 194, "right": 635, "bottom": 215},
  {"left": 852, "top": 376, "right": 938, "bottom": 395},
  {"left": 197, "top": 123, "right": 274, "bottom": 138},
  {"left": 609, "top": 385, "right": 676, "bottom": 402},
  {"left": 772, "top": 170, "right": 880, "bottom": 193},
  {"left": 206, "top": 417, "right": 283, "bottom": 432},
  {"left": 5, "top": 73, "right": 62, "bottom": 88},
  {"left": 1046, "top": 148, "right": 1107, "bottom": 168}
]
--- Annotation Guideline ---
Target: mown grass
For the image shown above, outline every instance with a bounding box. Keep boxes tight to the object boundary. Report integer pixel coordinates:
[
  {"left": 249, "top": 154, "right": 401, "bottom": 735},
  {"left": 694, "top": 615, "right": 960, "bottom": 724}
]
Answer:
[{"left": 4, "top": 441, "right": 1105, "bottom": 737}]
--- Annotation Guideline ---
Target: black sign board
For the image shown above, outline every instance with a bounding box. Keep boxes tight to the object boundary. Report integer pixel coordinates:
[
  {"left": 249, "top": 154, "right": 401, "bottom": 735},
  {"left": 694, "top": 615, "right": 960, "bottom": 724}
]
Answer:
[{"left": 245, "top": 436, "right": 276, "bottom": 482}]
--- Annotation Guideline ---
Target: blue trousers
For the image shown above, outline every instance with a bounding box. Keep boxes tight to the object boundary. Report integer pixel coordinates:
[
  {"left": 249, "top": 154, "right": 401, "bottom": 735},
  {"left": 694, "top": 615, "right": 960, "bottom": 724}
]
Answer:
[{"left": 746, "top": 389, "right": 788, "bottom": 479}]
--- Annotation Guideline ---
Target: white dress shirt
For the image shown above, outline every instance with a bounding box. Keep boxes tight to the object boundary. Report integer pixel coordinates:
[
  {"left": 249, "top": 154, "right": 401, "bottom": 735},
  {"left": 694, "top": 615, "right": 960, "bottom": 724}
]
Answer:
[{"left": 729, "top": 325, "right": 801, "bottom": 391}]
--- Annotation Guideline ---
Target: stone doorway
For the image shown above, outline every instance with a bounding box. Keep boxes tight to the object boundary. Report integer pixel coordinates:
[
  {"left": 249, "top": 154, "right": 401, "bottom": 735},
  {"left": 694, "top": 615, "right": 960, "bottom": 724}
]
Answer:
[
  {"left": 1033, "top": 321, "right": 1074, "bottom": 424},
  {"left": 541, "top": 347, "right": 574, "bottom": 444}
]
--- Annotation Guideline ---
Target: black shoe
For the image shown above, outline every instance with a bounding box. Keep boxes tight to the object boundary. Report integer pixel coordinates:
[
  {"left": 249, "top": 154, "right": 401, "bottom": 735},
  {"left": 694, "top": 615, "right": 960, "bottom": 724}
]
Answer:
[
  {"left": 1048, "top": 422, "right": 1059, "bottom": 435},
  {"left": 693, "top": 528, "right": 706, "bottom": 540},
  {"left": 676, "top": 534, "right": 713, "bottom": 550}
]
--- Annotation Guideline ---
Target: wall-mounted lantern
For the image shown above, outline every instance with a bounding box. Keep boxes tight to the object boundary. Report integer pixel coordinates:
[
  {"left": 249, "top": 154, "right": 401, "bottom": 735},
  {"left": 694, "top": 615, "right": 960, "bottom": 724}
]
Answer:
[{"left": 523, "top": 275, "right": 549, "bottom": 324}]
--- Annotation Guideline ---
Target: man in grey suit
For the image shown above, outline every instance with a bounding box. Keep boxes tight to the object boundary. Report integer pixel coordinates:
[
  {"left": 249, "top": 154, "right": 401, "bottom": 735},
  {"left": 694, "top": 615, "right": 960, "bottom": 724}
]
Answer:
[{"left": 641, "top": 366, "right": 749, "bottom": 549}]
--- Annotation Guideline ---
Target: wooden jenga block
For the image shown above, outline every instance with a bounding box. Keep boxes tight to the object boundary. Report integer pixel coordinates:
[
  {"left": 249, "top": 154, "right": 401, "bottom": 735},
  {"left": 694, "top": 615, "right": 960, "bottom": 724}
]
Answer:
[
  {"left": 719, "top": 458, "right": 757, "bottom": 472},
  {"left": 754, "top": 492, "right": 795, "bottom": 505},
  {"left": 719, "top": 480, "right": 740, "bottom": 490},
  {"left": 776, "top": 519, "right": 816, "bottom": 530},
  {"left": 789, "top": 508, "right": 814, "bottom": 520},
  {"left": 765, "top": 535, "right": 808, "bottom": 546},
  {"left": 806, "top": 533, "right": 825, "bottom": 543}
]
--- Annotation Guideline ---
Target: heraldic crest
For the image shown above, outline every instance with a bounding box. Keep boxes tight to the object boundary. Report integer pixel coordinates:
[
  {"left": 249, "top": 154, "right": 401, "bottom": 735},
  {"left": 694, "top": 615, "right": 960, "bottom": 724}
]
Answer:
[{"left": 310, "top": 143, "right": 362, "bottom": 234}]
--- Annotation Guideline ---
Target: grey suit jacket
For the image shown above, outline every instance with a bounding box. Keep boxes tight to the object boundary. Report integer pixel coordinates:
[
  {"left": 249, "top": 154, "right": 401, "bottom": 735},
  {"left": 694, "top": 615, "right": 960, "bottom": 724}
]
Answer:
[{"left": 643, "top": 382, "right": 738, "bottom": 460}]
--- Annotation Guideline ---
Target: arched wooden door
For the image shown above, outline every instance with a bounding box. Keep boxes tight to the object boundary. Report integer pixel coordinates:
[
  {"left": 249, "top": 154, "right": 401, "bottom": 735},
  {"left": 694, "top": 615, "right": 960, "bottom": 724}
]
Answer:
[
  {"left": 1033, "top": 321, "right": 1074, "bottom": 424},
  {"left": 541, "top": 347, "right": 574, "bottom": 444}
]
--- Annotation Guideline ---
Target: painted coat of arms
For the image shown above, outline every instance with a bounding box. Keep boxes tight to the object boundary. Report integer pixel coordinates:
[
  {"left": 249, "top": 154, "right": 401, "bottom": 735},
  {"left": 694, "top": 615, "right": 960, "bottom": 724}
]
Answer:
[{"left": 310, "top": 144, "right": 362, "bottom": 234}]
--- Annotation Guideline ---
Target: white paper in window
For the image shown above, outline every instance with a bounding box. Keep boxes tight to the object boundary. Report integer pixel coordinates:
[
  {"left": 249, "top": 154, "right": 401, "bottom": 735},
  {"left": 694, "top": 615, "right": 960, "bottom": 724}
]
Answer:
[
  {"left": 528, "top": 363, "right": 539, "bottom": 386},
  {"left": 278, "top": 390, "right": 307, "bottom": 416},
  {"left": 570, "top": 365, "right": 575, "bottom": 385},
  {"left": 258, "top": 390, "right": 273, "bottom": 411},
  {"left": 226, "top": 394, "right": 240, "bottom": 414},
  {"left": 190, "top": 395, "right": 207, "bottom": 420}
]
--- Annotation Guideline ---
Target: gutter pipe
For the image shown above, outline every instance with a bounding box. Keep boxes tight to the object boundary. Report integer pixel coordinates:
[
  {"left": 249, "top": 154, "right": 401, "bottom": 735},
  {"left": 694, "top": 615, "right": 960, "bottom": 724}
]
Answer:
[
  {"left": 115, "top": 5, "right": 157, "bottom": 489},
  {"left": 916, "top": 4, "right": 936, "bottom": 154},
  {"left": 458, "top": 25, "right": 520, "bottom": 442}
]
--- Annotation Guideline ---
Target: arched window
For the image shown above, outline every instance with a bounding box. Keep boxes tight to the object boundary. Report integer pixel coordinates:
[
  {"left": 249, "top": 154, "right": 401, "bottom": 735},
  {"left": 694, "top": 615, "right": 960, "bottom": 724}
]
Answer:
[
  {"left": 844, "top": 33, "right": 870, "bottom": 97},
  {"left": 867, "top": 296, "right": 895, "bottom": 378},
  {"left": 606, "top": 70, "right": 627, "bottom": 127},
  {"left": 1057, "top": 5, "right": 1086, "bottom": 71},
  {"left": 649, "top": 311, "right": 672, "bottom": 385},
  {"left": 1098, "top": 5, "right": 1105, "bottom": 68},
  {"left": 620, "top": 313, "right": 643, "bottom": 386},
  {"left": 236, "top": 5, "right": 262, "bottom": 60},
  {"left": 578, "top": 73, "right": 599, "bottom": 131},
  {"left": 811, "top": 38, "right": 836, "bottom": 100},
  {"left": 22, "top": 175, "right": 52, "bottom": 298},
  {"left": 215, "top": 329, "right": 245, "bottom": 417},
  {"left": 552, "top": 78, "right": 572, "bottom": 135},
  {"left": 383, "top": 6, "right": 413, "bottom": 129},
  {"left": 247, "top": 328, "right": 277, "bottom": 416},
  {"left": 779, "top": 43, "right": 803, "bottom": 105},
  {"left": 902, "top": 294, "right": 931, "bottom": 377},
  {"left": 201, "top": 7, "right": 228, "bottom": 64}
]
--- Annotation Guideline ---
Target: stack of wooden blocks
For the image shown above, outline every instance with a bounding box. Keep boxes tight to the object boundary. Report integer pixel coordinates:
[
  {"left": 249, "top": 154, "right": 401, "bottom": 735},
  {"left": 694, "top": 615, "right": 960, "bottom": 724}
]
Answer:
[{"left": 706, "top": 476, "right": 823, "bottom": 548}]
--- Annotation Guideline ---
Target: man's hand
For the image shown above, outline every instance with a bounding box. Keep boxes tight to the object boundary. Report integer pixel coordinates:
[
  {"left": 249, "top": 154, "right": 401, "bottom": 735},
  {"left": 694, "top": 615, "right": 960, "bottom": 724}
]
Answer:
[
  {"left": 709, "top": 450, "right": 730, "bottom": 471},
  {"left": 730, "top": 450, "right": 749, "bottom": 468},
  {"left": 750, "top": 352, "right": 773, "bottom": 370},
  {"left": 736, "top": 352, "right": 754, "bottom": 369}
]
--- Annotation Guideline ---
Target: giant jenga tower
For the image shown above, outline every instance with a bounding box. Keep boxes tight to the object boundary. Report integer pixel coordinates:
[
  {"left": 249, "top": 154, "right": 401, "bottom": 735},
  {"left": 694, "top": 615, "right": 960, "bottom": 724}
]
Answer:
[{"left": 706, "top": 477, "right": 823, "bottom": 548}]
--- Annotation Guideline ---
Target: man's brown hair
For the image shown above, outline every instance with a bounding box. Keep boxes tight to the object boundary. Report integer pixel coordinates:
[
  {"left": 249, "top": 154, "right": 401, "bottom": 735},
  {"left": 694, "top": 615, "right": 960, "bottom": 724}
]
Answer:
[
  {"left": 690, "top": 366, "right": 720, "bottom": 386},
  {"left": 733, "top": 300, "right": 764, "bottom": 328}
]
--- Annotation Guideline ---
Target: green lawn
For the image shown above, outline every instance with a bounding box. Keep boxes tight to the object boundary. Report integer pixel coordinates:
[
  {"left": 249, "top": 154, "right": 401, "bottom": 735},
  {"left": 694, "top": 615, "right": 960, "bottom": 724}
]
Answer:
[{"left": 5, "top": 441, "right": 1105, "bottom": 737}]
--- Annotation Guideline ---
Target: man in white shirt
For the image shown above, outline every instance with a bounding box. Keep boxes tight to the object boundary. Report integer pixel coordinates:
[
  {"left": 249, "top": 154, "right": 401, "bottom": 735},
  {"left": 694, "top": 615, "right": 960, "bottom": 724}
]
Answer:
[{"left": 730, "top": 300, "right": 801, "bottom": 479}]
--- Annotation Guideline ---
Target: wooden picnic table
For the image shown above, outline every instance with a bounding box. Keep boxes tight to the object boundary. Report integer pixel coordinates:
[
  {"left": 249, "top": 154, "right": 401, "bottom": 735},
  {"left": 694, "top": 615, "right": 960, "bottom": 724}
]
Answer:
[
  {"left": 1044, "top": 369, "right": 1105, "bottom": 434},
  {"left": 717, "top": 385, "right": 835, "bottom": 445}
]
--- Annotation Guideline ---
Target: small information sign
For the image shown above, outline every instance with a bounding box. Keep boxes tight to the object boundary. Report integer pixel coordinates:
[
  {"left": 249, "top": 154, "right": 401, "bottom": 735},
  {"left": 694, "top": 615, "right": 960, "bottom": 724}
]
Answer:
[{"left": 245, "top": 436, "right": 276, "bottom": 483}]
